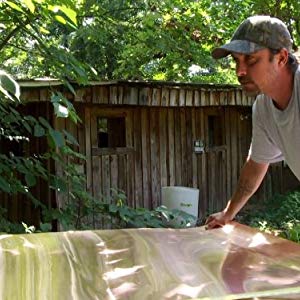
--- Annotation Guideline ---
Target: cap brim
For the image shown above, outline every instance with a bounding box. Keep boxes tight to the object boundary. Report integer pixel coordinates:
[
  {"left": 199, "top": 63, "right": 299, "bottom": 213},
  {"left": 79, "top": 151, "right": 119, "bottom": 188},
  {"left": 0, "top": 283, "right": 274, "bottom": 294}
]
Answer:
[{"left": 211, "top": 40, "right": 265, "bottom": 59}]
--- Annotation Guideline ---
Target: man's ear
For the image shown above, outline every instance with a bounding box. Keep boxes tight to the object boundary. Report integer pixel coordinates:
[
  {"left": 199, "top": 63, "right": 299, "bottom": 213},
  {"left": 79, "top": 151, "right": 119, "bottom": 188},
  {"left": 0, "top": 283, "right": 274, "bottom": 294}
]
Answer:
[{"left": 278, "top": 48, "right": 289, "bottom": 66}]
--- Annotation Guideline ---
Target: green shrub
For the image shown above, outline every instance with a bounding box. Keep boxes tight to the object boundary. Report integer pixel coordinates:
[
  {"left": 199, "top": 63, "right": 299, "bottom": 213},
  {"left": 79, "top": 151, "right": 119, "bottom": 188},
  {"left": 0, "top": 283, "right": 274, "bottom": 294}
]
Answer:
[{"left": 238, "top": 189, "right": 300, "bottom": 243}]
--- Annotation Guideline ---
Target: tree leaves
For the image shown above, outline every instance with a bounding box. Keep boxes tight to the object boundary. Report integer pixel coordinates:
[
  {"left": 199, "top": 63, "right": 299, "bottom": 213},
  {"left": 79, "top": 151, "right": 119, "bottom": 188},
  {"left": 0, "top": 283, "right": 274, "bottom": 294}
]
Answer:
[
  {"left": 0, "top": 71, "right": 20, "bottom": 101},
  {"left": 6, "top": 1, "right": 24, "bottom": 13},
  {"left": 25, "top": 172, "right": 36, "bottom": 187},
  {"left": 34, "top": 124, "right": 45, "bottom": 137},
  {"left": 22, "top": 0, "right": 35, "bottom": 13},
  {"left": 49, "top": 5, "right": 78, "bottom": 27},
  {"left": 2, "top": 0, "right": 300, "bottom": 83},
  {"left": 49, "top": 129, "right": 65, "bottom": 148}
]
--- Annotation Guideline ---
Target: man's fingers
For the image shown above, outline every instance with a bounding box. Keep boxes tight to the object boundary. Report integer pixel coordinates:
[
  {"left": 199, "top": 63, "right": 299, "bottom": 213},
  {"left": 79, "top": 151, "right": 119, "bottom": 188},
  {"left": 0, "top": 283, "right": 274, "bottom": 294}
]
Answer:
[
  {"left": 205, "top": 218, "right": 216, "bottom": 229},
  {"left": 205, "top": 215, "right": 213, "bottom": 225},
  {"left": 205, "top": 217, "right": 224, "bottom": 229}
]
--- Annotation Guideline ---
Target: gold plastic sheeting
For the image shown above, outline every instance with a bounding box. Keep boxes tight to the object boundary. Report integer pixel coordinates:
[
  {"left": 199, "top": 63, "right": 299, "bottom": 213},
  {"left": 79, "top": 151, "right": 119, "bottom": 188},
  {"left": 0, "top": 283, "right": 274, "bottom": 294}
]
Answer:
[{"left": 0, "top": 222, "right": 300, "bottom": 300}]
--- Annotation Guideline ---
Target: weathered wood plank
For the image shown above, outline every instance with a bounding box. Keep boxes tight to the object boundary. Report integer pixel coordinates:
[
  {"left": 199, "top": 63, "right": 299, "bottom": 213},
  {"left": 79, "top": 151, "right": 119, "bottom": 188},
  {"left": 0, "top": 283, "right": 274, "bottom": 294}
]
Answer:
[
  {"left": 159, "top": 109, "right": 168, "bottom": 189},
  {"left": 199, "top": 108, "right": 207, "bottom": 218},
  {"left": 179, "top": 89, "right": 185, "bottom": 106},
  {"left": 204, "top": 91, "right": 210, "bottom": 106},
  {"left": 133, "top": 108, "right": 143, "bottom": 207},
  {"left": 118, "top": 154, "right": 126, "bottom": 197},
  {"left": 237, "top": 109, "right": 244, "bottom": 171},
  {"left": 230, "top": 109, "right": 239, "bottom": 193},
  {"left": 242, "top": 90, "right": 248, "bottom": 106},
  {"left": 174, "top": 109, "right": 182, "bottom": 186},
  {"left": 200, "top": 89, "right": 206, "bottom": 106},
  {"left": 92, "top": 156, "right": 101, "bottom": 200},
  {"left": 100, "top": 86, "right": 110, "bottom": 104},
  {"left": 110, "top": 154, "right": 119, "bottom": 193},
  {"left": 167, "top": 109, "right": 175, "bottom": 186},
  {"left": 219, "top": 91, "right": 224, "bottom": 106},
  {"left": 170, "top": 89, "right": 179, "bottom": 106},
  {"left": 161, "top": 88, "right": 169, "bottom": 106},
  {"left": 236, "top": 90, "right": 242, "bottom": 105},
  {"left": 210, "top": 91, "right": 220, "bottom": 106},
  {"left": 109, "top": 86, "right": 118, "bottom": 104},
  {"left": 141, "top": 108, "right": 151, "bottom": 209},
  {"left": 74, "top": 88, "right": 87, "bottom": 102},
  {"left": 228, "top": 90, "right": 236, "bottom": 105},
  {"left": 186, "top": 90, "right": 193, "bottom": 106},
  {"left": 180, "top": 108, "right": 187, "bottom": 186},
  {"left": 101, "top": 155, "right": 111, "bottom": 201},
  {"left": 90, "top": 111, "right": 98, "bottom": 150},
  {"left": 224, "top": 107, "right": 232, "bottom": 202},
  {"left": 191, "top": 108, "right": 198, "bottom": 188},
  {"left": 185, "top": 108, "right": 193, "bottom": 186},
  {"left": 84, "top": 107, "right": 93, "bottom": 196},
  {"left": 139, "top": 87, "right": 150, "bottom": 106},
  {"left": 152, "top": 88, "right": 161, "bottom": 106},
  {"left": 208, "top": 151, "right": 217, "bottom": 212},
  {"left": 75, "top": 104, "right": 86, "bottom": 156},
  {"left": 92, "top": 86, "right": 100, "bottom": 104},
  {"left": 40, "top": 88, "right": 50, "bottom": 101},
  {"left": 21, "top": 89, "right": 40, "bottom": 102},
  {"left": 117, "top": 86, "right": 124, "bottom": 104},
  {"left": 221, "top": 149, "right": 227, "bottom": 209},
  {"left": 127, "top": 87, "right": 139, "bottom": 105},
  {"left": 194, "top": 90, "right": 200, "bottom": 106},
  {"left": 150, "top": 108, "right": 161, "bottom": 208},
  {"left": 126, "top": 153, "right": 135, "bottom": 207}
]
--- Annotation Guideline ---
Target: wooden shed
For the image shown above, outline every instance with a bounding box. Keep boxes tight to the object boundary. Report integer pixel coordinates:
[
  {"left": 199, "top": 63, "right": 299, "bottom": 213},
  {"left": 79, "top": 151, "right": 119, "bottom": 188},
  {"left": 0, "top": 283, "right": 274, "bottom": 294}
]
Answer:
[{"left": 1, "top": 80, "right": 299, "bottom": 227}]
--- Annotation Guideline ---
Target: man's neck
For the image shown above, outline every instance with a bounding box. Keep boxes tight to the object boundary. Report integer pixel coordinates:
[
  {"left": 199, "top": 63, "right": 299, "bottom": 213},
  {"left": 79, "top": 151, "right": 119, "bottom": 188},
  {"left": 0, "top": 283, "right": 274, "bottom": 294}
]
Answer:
[{"left": 268, "top": 68, "right": 295, "bottom": 110}]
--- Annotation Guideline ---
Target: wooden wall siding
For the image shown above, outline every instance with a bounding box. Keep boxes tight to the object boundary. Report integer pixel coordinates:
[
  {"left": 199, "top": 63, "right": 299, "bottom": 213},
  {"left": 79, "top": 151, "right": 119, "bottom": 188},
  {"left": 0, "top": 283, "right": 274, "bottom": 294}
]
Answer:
[
  {"left": 83, "top": 105, "right": 253, "bottom": 219},
  {"left": 20, "top": 83, "right": 255, "bottom": 107}
]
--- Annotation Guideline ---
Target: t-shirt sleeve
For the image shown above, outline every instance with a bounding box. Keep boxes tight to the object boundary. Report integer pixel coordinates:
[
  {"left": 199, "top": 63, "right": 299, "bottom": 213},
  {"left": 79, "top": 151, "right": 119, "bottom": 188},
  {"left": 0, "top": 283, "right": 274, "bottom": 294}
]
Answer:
[{"left": 249, "top": 98, "right": 284, "bottom": 163}]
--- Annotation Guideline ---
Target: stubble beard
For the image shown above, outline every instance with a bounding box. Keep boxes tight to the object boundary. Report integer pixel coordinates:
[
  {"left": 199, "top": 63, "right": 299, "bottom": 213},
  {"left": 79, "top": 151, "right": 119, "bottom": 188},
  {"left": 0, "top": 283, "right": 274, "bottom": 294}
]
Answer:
[{"left": 238, "top": 76, "right": 261, "bottom": 96}]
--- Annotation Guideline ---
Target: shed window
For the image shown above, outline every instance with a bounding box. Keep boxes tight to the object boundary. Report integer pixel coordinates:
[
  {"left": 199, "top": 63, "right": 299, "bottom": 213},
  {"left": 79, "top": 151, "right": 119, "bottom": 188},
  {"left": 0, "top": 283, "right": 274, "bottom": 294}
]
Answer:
[
  {"left": 98, "top": 117, "right": 126, "bottom": 148},
  {"left": 208, "top": 115, "right": 223, "bottom": 147}
]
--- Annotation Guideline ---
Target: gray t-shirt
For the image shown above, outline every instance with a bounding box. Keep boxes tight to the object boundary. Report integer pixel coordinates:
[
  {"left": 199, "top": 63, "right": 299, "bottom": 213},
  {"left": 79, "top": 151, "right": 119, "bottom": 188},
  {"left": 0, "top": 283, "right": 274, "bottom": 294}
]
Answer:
[{"left": 249, "top": 67, "right": 300, "bottom": 181}]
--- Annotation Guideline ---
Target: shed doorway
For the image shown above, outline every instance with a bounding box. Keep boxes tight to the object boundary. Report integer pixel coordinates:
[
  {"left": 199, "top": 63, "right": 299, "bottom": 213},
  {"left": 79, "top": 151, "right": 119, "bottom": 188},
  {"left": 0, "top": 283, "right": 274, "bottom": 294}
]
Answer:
[{"left": 89, "top": 107, "right": 135, "bottom": 206}]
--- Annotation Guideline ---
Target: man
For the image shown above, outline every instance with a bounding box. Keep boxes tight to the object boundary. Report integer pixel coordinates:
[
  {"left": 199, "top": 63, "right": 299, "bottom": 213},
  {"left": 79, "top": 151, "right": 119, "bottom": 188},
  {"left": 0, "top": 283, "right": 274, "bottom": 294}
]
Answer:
[{"left": 205, "top": 15, "right": 300, "bottom": 229}]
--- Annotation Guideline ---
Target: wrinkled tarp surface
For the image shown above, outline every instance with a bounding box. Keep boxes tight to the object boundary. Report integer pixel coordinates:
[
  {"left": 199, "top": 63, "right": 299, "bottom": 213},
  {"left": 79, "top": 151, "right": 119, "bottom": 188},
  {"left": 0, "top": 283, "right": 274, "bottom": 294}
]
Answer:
[{"left": 1, "top": 222, "right": 300, "bottom": 299}]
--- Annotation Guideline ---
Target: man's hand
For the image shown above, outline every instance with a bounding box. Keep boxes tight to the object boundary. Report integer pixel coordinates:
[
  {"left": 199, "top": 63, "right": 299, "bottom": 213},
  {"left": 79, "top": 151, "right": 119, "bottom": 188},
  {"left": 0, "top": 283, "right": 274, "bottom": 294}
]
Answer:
[{"left": 205, "top": 210, "right": 232, "bottom": 229}]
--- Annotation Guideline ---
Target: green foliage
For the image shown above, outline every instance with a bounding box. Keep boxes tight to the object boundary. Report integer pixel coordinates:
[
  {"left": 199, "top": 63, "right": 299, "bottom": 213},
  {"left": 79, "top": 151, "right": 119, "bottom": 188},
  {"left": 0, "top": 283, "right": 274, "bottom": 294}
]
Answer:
[
  {"left": 2, "top": 0, "right": 300, "bottom": 83},
  {"left": 69, "top": 0, "right": 300, "bottom": 83},
  {"left": 40, "top": 187, "right": 196, "bottom": 231},
  {"left": 102, "top": 190, "right": 197, "bottom": 229},
  {"left": 0, "top": 0, "right": 90, "bottom": 82},
  {"left": 239, "top": 189, "right": 300, "bottom": 243}
]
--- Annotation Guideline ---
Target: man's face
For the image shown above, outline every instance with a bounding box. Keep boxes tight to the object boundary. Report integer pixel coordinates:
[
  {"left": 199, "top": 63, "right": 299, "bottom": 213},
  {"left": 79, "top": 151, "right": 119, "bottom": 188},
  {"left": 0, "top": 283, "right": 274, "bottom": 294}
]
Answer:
[{"left": 231, "top": 48, "right": 279, "bottom": 96}]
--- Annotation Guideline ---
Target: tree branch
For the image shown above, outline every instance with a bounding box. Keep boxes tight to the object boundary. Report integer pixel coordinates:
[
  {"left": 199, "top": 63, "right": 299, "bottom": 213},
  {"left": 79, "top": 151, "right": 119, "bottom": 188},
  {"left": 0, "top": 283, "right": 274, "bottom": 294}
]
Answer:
[{"left": 0, "top": 12, "right": 34, "bottom": 52}]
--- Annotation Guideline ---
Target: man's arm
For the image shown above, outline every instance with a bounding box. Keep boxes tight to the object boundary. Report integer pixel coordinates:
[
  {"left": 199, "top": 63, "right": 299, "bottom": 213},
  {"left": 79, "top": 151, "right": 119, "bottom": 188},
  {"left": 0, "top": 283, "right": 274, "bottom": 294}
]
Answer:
[{"left": 205, "top": 158, "right": 269, "bottom": 229}]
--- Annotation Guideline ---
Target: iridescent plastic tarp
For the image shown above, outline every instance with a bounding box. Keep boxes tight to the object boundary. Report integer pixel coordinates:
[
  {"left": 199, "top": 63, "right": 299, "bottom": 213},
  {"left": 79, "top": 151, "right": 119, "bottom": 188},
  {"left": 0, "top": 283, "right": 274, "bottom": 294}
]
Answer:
[{"left": 0, "top": 222, "right": 300, "bottom": 299}]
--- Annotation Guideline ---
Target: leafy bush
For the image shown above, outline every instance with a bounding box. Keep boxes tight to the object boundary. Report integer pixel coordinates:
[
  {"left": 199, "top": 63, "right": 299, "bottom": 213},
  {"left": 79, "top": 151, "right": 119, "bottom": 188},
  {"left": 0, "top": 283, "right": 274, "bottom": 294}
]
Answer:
[
  {"left": 42, "top": 188, "right": 197, "bottom": 231},
  {"left": 238, "top": 189, "right": 300, "bottom": 243},
  {"left": 105, "top": 195, "right": 197, "bottom": 229}
]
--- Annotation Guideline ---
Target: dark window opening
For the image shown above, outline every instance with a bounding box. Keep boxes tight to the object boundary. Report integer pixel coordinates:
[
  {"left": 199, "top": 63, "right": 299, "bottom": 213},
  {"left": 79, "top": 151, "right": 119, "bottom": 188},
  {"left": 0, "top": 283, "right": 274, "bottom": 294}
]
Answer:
[
  {"left": 97, "top": 117, "right": 126, "bottom": 148},
  {"left": 208, "top": 115, "right": 223, "bottom": 147}
]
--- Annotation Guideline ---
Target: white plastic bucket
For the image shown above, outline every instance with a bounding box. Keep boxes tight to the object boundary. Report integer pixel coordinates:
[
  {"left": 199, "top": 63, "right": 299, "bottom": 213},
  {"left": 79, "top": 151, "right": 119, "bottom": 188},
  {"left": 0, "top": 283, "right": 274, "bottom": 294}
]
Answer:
[{"left": 161, "top": 186, "right": 199, "bottom": 226}]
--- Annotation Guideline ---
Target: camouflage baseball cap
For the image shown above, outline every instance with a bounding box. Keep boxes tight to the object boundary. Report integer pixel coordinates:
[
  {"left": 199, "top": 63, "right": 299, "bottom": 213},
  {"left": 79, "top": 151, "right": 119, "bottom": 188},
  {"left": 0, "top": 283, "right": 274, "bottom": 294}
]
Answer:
[{"left": 212, "top": 15, "right": 293, "bottom": 59}]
